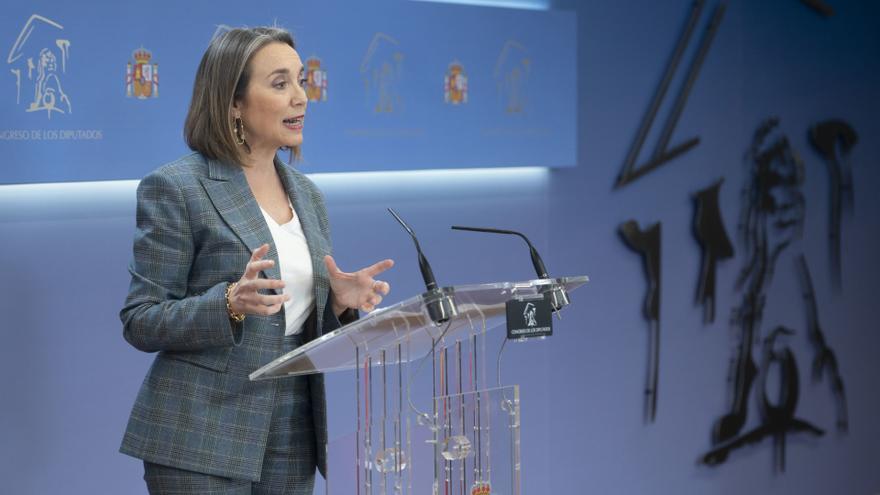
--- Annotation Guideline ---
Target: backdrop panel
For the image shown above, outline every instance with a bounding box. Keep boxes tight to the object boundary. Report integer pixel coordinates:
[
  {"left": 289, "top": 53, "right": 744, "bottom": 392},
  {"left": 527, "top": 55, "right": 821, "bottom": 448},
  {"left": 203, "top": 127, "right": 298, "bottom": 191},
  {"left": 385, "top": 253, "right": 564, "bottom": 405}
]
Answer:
[{"left": 0, "top": 0, "right": 576, "bottom": 184}]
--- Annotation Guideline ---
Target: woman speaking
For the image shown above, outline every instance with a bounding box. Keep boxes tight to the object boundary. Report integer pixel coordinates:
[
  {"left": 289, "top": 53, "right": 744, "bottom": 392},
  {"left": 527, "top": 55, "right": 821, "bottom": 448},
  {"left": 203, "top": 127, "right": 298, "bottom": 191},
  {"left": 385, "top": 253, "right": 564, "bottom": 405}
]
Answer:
[{"left": 119, "top": 26, "right": 393, "bottom": 494}]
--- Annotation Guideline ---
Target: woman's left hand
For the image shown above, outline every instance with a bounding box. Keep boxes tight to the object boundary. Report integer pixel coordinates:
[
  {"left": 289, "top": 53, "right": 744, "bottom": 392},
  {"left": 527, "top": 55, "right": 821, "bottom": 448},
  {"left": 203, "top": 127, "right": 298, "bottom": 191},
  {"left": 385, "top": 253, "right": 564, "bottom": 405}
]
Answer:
[{"left": 324, "top": 255, "right": 394, "bottom": 315}]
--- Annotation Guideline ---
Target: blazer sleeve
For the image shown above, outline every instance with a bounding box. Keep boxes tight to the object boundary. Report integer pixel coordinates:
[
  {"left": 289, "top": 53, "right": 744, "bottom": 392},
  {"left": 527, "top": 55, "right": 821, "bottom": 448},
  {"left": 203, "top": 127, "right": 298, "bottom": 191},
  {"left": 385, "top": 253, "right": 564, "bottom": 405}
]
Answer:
[
  {"left": 321, "top": 296, "right": 359, "bottom": 333},
  {"left": 120, "top": 170, "right": 243, "bottom": 352}
]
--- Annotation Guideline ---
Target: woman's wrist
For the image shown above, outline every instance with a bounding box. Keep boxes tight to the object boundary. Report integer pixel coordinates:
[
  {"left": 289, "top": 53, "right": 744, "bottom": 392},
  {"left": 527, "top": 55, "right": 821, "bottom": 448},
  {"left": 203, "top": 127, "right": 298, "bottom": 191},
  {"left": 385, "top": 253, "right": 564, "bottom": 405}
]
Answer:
[
  {"left": 330, "top": 294, "right": 348, "bottom": 318},
  {"left": 225, "top": 282, "right": 246, "bottom": 322}
]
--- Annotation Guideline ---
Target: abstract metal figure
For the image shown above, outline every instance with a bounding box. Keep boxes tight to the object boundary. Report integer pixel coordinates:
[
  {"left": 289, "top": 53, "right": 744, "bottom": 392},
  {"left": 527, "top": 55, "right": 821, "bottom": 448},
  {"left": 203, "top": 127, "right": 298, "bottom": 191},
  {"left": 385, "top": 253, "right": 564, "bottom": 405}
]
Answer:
[
  {"left": 693, "top": 179, "right": 734, "bottom": 323},
  {"left": 615, "top": 0, "right": 726, "bottom": 188},
  {"left": 808, "top": 120, "right": 858, "bottom": 290},
  {"left": 708, "top": 118, "right": 805, "bottom": 463},
  {"left": 619, "top": 220, "right": 661, "bottom": 422},
  {"left": 796, "top": 254, "right": 848, "bottom": 432},
  {"left": 801, "top": 0, "right": 835, "bottom": 17},
  {"left": 702, "top": 327, "right": 824, "bottom": 472}
]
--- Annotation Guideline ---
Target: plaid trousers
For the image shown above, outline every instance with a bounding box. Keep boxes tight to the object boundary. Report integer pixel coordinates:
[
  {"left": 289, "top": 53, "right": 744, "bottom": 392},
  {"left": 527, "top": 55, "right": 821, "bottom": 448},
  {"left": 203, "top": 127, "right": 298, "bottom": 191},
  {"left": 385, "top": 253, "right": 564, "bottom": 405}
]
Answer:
[{"left": 143, "top": 334, "right": 317, "bottom": 495}]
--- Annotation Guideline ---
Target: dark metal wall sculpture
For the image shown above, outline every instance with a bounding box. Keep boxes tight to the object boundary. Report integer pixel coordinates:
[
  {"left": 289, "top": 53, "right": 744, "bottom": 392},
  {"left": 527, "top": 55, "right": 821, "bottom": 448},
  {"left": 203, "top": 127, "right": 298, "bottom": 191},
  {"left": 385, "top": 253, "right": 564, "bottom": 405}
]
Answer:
[
  {"left": 694, "top": 118, "right": 853, "bottom": 472},
  {"left": 619, "top": 220, "right": 662, "bottom": 423},
  {"left": 614, "top": 0, "right": 729, "bottom": 425},
  {"left": 611, "top": 6, "right": 854, "bottom": 468},
  {"left": 703, "top": 327, "right": 824, "bottom": 472},
  {"left": 704, "top": 118, "right": 813, "bottom": 466},
  {"left": 797, "top": 254, "right": 849, "bottom": 432},
  {"left": 693, "top": 179, "right": 734, "bottom": 323},
  {"left": 801, "top": 0, "right": 835, "bottom": 17},
  {"left": 615, "top": 0, "right": 726, "bottom": 188},
  {"left": 736, "top": 118, "right": 805, "bottom": 286},
  {"left": 808, "top": 120, "right": 858, "bottom": 290}
]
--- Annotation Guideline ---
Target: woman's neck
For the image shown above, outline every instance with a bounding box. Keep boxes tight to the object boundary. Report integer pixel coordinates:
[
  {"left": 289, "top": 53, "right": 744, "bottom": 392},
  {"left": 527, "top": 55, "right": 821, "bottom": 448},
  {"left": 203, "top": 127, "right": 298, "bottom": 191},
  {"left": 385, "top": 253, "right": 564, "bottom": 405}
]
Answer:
[{"left": 240, "top": 145, "right": 277, "bottom": 173}]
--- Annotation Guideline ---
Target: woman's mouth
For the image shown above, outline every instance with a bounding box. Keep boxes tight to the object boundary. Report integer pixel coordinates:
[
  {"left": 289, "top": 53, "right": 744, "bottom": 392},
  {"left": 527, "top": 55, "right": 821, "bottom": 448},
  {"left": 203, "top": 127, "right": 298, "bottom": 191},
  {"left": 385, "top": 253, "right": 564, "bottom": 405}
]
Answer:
[{"left": 283, "top": 116, "right": 304, "bottom": 131}]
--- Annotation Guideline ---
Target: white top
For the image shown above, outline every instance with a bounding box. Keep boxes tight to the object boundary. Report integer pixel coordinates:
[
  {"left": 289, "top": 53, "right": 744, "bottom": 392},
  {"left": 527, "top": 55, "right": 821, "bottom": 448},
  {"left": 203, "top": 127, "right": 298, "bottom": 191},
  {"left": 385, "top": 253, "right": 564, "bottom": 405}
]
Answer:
[{"left": 259, "top": 201, "right": 315, "bottom": 336}]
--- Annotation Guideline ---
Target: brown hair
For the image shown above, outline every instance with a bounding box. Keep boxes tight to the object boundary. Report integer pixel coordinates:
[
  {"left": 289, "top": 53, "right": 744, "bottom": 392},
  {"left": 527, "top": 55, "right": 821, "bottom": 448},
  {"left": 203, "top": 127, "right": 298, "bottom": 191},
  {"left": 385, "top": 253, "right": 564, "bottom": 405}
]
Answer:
[{"left": 184, "top": 27, "right": 298, "bottom": 166}]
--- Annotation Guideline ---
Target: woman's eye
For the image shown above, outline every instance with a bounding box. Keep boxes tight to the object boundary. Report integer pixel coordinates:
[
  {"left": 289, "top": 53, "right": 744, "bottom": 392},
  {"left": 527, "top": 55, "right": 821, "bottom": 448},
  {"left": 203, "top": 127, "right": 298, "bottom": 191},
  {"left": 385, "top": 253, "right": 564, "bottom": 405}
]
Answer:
[
  {"left": 274, "top": 81, "right": 288, "bottom": 89},
  {"left": 299, "top": 77, "right": 308, "bottom": 87}
]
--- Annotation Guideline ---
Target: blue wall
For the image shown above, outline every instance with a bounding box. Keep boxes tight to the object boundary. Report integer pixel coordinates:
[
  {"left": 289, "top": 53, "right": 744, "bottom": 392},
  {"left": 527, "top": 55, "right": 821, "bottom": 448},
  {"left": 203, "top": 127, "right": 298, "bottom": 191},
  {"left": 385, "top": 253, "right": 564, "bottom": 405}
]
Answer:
[{"left": 1, "top": 0, "right": 878, "bottom": 493}]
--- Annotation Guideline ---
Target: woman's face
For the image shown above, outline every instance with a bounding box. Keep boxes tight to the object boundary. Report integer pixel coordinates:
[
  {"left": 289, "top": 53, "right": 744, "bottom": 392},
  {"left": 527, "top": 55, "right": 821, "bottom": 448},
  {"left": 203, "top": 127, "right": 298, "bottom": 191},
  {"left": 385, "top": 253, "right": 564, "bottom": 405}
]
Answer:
[{"left": 234, "top": 42, "right": 307, "bottom": 155}]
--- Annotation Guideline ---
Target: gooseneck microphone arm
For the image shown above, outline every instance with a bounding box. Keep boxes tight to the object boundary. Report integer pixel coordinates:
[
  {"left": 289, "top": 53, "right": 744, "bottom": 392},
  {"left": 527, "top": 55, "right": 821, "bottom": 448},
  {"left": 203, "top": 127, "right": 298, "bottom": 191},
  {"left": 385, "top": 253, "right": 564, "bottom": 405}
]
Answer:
[
  {"left": 451, "top": 226, "right": 550, "bottom": 279},
  {"left": 451, "top": 225, "right": 570, "bottom": 311},
  {"left": 388, "top": 208, "right": 438, "bottom": 291}
]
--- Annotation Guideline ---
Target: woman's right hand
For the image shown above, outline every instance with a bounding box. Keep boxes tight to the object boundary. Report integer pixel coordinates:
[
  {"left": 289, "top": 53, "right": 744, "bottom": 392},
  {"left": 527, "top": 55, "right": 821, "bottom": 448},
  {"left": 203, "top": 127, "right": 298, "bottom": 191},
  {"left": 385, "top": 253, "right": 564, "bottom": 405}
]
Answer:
[{"left": 227, "top": 244, "right": 290, "bottom": 316}]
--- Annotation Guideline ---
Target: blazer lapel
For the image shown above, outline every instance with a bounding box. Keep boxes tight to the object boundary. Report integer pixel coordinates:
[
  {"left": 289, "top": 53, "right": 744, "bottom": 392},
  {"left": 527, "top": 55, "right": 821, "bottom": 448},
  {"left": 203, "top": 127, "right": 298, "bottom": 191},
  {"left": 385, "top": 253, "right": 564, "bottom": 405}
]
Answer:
[
  {"left": 276, "top": 159, "right": 331, "bottom": 330},
  {"left": 200, "top": 157, "right": 281, "bottom": 290}
]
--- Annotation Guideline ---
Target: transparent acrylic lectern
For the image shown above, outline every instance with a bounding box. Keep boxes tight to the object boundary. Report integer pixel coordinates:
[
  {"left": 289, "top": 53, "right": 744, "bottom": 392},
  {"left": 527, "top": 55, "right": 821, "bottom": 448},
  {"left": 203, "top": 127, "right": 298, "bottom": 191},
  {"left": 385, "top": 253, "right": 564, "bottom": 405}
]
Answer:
[{"left": 250, "top": 276, "right": 588, "bottom": 495}]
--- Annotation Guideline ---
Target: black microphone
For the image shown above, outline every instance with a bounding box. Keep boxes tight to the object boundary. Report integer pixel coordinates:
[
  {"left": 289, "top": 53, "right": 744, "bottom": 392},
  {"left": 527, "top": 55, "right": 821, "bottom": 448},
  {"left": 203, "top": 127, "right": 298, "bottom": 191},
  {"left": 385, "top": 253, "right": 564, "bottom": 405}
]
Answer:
[
  {"left": 451, "top": 225, "right": 570, "bottom": 311},
  {"left": 388, "top": 208, "right": 457, "bottom": 324}
]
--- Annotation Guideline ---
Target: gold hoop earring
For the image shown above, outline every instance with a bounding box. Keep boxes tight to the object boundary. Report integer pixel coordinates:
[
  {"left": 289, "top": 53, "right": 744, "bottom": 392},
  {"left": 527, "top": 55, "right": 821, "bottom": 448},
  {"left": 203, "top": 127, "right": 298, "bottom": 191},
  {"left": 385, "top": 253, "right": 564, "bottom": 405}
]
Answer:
[{"left": 233, "top": 117, "right": 246, "bottom": 146}]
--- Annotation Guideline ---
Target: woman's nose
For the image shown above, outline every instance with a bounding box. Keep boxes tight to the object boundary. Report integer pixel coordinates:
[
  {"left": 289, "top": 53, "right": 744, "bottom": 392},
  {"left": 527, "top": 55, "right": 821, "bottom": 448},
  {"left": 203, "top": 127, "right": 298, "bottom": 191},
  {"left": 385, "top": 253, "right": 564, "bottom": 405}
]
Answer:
[{"left": 292, "top": 83, "right": 307, "bottom": 106}]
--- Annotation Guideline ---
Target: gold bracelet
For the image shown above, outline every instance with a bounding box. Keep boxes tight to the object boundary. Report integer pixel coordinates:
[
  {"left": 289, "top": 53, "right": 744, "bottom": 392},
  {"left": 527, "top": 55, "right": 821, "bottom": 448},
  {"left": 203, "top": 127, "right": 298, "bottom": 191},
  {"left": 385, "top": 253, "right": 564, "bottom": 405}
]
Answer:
[{"left": 225, "top": 282, "right": 246, "bottom": 323}]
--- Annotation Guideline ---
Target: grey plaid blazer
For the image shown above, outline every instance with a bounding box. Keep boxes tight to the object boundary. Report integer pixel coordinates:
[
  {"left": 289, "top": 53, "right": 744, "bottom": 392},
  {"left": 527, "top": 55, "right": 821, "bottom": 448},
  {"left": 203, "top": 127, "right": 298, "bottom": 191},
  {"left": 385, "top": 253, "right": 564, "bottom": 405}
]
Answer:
[{"left": 120, "top": 152, "right": 350, "bottom": 481}]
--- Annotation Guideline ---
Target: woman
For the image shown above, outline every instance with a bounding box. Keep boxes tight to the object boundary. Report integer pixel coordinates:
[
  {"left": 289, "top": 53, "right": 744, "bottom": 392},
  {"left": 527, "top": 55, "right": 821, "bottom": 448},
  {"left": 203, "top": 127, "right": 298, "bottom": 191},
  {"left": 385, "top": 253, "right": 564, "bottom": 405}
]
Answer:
[{"left": 119, "top": 27, "right": 392, "bottom": 494}]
